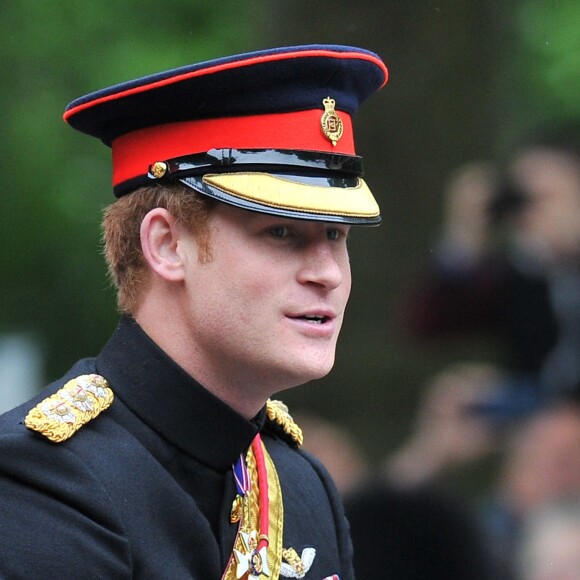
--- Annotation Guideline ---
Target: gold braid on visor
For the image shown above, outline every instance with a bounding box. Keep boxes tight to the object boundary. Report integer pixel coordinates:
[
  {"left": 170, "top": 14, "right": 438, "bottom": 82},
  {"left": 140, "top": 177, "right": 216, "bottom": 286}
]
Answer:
[
  {"left": 202, "top": 172, "right": 379, "bottom": 220},
  {"left": 147, "top": 149, "right": 382, "bottom": 226}
]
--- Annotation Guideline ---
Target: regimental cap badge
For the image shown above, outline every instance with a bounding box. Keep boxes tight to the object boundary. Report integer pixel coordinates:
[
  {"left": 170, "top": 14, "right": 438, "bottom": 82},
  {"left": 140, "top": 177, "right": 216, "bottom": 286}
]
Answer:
[
  {"left": 320, "top": 97, "right": 344, "bottom": 147},
  {"left": 24, "top": 374, "right": 114, "bottom": 443}
]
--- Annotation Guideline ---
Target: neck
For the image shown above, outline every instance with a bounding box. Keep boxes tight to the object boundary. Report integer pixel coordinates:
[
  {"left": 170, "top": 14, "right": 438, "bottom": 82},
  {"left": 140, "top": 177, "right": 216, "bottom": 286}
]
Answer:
[{"left": 133, "top": 299, "right": 271, "bottom": 420}]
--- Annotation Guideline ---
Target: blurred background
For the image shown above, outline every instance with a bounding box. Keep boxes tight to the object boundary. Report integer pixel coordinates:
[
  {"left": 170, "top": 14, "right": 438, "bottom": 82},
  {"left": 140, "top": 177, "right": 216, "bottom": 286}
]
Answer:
[{"left": 1, "top": 1, "right": 579, "bottom": 505}]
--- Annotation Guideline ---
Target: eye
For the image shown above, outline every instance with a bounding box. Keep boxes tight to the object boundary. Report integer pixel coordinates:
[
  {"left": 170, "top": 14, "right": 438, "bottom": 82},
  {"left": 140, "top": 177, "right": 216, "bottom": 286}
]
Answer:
[
  {"left": 268, "top": 225, "right": 290, "bottom": 238},
  {"left": 326, "top": 227, "right": 349, "bottom": 241}
]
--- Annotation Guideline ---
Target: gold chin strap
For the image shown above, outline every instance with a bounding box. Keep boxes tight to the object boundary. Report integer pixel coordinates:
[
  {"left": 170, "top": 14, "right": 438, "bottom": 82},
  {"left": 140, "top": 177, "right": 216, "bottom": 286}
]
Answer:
[{"left": 222, "top": 436, "right": 284, "bottom": 580}]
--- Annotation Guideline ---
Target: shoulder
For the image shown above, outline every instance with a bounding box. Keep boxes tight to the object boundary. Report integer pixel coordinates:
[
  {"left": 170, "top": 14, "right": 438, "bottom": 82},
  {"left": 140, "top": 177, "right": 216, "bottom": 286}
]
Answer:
[
  {"left": 0, "top": 359, "right": 122, "bottom": 487},
  {"left": 0, "top": 358, "right": 97, "bottom": 435},
  {"left": 260, "top": 404, "right": 354, "bottom": 579},
  {"left": 0, "top": 359, "right": 118, "bottom": 501},
  {"left": 264, "top": 399, "right": 303, "bottom": 446},
  {"left": 261, "top": 401, "right": 343, "bottom": 512},
  {"left": 0, "top": 361, "right": 132, "bottom": 576},
  {"left": 24, "top": 373, "right": 113, "bottom": 443}
]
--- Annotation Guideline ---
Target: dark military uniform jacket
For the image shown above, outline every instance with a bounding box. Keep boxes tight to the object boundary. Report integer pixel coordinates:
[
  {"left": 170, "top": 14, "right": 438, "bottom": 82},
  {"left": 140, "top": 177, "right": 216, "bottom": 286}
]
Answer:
[{"left": 0, "top": 317, "right": 354, "bottom": 579}]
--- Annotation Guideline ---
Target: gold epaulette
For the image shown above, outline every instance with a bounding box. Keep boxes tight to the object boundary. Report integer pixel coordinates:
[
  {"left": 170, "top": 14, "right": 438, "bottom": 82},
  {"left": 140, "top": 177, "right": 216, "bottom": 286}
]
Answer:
[
  {"left": 24, "top": 374, "right": 114, "bottom": 443},
  {"left": 266, "top": 399, "right": 303, "bottom": 447}
]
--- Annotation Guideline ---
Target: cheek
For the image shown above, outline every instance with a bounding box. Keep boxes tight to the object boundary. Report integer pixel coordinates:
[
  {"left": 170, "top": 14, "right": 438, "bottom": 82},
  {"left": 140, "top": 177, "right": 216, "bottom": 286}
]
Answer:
[
  {"left": 341, "top": 257, "right": 353, "bottom": 297},
  {"left": 214, "top": 258, "right": 279, "bottom": 321},
  {"left": 345, "top": 259, "right": 352, "bottom": 286}
]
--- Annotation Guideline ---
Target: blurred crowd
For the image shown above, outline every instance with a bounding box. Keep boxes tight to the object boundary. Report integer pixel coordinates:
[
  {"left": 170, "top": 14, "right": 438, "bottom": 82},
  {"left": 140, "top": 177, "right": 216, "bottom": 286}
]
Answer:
[
  {"left": 299, "top": 381, "right": 580, "bottom": 579},
  {"left": 298, "top": 122, "right": 580, "bottom": 580},
  {"left": 406, "top": 122, "right": 580, "bottom": 408}
]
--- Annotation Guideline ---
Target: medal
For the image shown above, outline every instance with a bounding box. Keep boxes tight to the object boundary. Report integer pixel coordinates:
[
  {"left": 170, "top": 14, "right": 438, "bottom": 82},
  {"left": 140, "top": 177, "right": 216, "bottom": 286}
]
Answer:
[{"left": 222, "top": 434, "right": 283, "bottom": 580}]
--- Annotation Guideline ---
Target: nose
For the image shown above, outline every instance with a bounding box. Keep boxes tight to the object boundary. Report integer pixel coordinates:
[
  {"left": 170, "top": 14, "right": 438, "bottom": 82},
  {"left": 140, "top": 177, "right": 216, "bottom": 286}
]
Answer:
[{"left": 296, "top": 240, "right": 348, "bottom": 290}]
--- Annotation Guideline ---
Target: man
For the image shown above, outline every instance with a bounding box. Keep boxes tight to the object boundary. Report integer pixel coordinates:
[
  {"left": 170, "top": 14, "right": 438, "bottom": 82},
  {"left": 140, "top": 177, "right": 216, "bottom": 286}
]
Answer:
[{"left": 0, "top": 45, "right": 388, "bottom": 579}]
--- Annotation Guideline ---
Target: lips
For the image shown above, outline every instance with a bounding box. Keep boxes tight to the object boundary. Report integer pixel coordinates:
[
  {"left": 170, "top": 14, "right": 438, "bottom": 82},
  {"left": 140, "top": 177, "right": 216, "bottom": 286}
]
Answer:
[
  {"left": 299, "top": 315, "right": 329, "bottom": 324},
  {"left": 286, "top": 309, "right": 337, "bottom": 325},
  {"left": 284, "top": 308, "right": 340, "bottom": 341}
]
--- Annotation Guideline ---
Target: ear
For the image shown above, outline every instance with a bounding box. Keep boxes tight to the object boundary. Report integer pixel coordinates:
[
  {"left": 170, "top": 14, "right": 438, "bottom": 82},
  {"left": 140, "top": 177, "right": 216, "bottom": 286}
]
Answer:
[{"left": 140, "top": 208, "right": 187, "bottom": 282}]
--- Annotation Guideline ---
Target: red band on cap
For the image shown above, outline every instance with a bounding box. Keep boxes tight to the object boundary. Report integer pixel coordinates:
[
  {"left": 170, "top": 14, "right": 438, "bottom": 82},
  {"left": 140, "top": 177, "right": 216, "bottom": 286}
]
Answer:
[{"left": 111, "top": 109, "right": 354, "bottom": 187}]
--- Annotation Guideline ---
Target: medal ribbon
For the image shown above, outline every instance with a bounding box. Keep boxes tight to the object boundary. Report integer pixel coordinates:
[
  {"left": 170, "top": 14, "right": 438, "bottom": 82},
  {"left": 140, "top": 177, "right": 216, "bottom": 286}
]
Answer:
[
  {"left": 234, "top": 452, "right": 251, "bottom": 496},
  {"left": 222, "top": 434, "right": 284, "bottom": 580}
]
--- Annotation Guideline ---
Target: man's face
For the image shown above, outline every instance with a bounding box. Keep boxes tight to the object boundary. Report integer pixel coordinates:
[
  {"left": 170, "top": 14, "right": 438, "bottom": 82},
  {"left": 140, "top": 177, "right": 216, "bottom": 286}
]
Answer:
[{"left": 178, "top": 202, "right": 352, "bottom": 396}]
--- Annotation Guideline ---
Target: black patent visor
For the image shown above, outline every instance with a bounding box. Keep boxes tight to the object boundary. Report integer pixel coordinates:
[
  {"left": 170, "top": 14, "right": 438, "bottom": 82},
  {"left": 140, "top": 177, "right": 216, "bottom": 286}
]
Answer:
[{"left": 114, "top": 148, "right": 364, "bottom": 197}]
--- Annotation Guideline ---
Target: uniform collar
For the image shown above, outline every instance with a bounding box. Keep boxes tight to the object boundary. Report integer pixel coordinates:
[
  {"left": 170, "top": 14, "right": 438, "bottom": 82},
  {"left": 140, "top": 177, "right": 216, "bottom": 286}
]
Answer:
[{"left": 96, "top": 316, "right": 264, "bottom": 471}]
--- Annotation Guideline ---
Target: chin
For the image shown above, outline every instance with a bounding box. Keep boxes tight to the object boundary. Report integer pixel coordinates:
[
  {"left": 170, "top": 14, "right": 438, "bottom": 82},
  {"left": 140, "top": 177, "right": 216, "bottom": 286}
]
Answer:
[
  {"left": 260, "top": 349, "right": 337, "bottom": 390},
  {"left": 266, "top": 365, "right": 333, "bottom": 393},
  {"left": 293, "top": 357, "right": 336, "bottom": 384}
]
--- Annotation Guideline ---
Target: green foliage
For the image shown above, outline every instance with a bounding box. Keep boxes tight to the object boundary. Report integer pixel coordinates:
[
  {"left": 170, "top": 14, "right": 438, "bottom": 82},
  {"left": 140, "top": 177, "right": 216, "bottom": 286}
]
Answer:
[
  {"left": 515, "top": 0, "right": 580, "bottom": 121},
  {"left": 0, "top": 1, "right": 266, "bottom": 380}
]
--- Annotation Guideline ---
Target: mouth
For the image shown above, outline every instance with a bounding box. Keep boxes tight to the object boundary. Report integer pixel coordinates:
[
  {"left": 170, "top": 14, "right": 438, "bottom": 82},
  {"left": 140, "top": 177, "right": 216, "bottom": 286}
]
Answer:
[
  {"left": 296, "top": 314, "right": 330, "bottom": 325},
  {"left": 285, "top": 310, "right": 338, "bottom": 338},
  {"left": 287, "top": 310, "right": 336, "bottom": 325}
]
